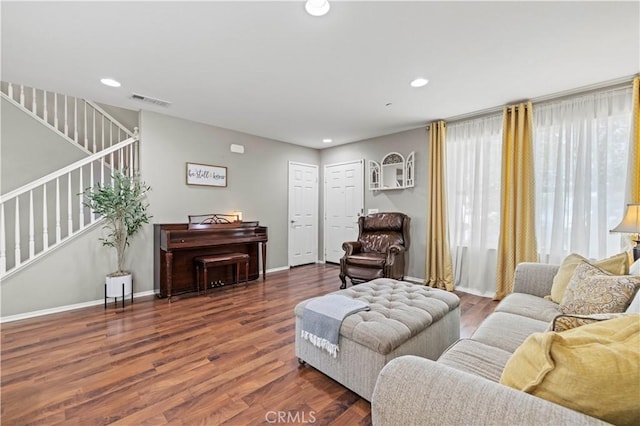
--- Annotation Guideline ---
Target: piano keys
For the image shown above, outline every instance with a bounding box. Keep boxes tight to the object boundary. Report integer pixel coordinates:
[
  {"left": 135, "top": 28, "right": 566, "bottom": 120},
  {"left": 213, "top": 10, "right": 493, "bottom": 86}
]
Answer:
[{"left": 153, "top": 221, "right": 268, "bottom": 300}]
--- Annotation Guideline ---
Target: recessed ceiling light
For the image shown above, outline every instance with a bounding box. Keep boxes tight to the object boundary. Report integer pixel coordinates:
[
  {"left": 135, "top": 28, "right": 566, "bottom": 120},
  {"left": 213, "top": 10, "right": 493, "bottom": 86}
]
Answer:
[
  {"left": 410, "top": 78, "right": 429, "bottom": 88},
  {"left": 100, "top": 78, "right": 121, "bottom": 88},
  {"left": 305, "top": 0, "right": 330, "bottom": 17},
  {"left": 322, "top": 138, "right": 333, "bottom": 143}
]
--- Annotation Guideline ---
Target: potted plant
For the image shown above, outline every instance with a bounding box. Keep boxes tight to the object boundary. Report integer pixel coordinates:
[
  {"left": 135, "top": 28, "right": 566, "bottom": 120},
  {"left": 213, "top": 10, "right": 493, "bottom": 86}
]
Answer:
[{"left": 82, "top": 169, "right": 151, "bottom": 300}]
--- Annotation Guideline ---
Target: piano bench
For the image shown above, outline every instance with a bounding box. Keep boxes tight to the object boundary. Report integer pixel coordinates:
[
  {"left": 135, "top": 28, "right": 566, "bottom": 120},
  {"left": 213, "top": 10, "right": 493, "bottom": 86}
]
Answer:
[{"left": 194, "top": 253, "right": 250, "bottom": 295}]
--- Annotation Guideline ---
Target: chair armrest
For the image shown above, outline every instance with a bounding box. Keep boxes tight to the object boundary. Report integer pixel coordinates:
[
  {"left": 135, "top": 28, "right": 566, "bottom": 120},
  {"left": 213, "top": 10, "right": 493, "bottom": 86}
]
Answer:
[
  {"left": 372, "top": 356, "right": 607, "bottom": 426},
  {"left": 386, "top": 244, "right": 405, "bottom": 263},
  {"left": 342, "top": 241, "right": 362, "bottom": 256},
  {"left": 512, "top": 262, "right": 560, "bottom": 297}
]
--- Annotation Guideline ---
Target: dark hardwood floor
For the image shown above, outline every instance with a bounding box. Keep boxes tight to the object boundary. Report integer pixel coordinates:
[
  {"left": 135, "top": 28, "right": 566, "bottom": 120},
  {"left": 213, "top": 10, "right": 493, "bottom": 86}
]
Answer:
[{"left": 1, "top": 264, "right": 497, "bottom": 425}]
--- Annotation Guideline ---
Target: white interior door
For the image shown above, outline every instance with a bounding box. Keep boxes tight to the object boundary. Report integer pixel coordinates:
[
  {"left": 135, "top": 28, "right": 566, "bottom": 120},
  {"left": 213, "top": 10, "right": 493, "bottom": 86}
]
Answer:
[
  {"left": 288, "top": 162, "right": 319, "bottom": 267},
  {"left": 324, "top": 160, "right": 364, "bottom": 264}
]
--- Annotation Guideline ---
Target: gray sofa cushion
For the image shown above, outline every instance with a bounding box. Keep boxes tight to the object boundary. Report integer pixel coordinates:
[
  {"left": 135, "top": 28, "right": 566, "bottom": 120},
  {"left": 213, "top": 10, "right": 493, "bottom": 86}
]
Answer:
[
  {"left": 438, "top": 339, "right": 512, "bottom": 383},
  {"left": 471, "top": 312, "right": 549, "bottom": 353},
  {"left": 495, "top": 292, "right": 562, "bottom": 322}
]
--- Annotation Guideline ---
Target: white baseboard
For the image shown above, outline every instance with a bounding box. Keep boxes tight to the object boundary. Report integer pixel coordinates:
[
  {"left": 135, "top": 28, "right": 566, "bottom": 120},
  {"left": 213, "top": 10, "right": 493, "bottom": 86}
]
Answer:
[
  {"left": 454, "top": 286, "right": 495, "bottom": 299},
  {"left": 403, "top": 275, "right": 424, "bottom": 284},
  {"left": 265, "top": 266, "right": 290, "bottom": 274},
  {"left": 0, "top": 290, "right": 157, "bottom": 323}
]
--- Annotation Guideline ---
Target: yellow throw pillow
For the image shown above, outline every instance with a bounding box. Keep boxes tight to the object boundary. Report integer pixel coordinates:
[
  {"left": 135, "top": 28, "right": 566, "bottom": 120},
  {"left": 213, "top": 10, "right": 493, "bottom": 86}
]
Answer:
[
  {"left": 500, "top": 315, "right": 640, "bottom": 425},
  {"left": 549, "top": 252, "right": 629, "bottom": 303}
]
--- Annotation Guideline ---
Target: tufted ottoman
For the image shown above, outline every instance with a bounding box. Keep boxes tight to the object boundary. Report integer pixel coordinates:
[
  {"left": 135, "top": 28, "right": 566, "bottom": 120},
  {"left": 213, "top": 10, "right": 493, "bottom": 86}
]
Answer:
[{"left": 294, "top": 278, "right": 460, "bottom": 401}]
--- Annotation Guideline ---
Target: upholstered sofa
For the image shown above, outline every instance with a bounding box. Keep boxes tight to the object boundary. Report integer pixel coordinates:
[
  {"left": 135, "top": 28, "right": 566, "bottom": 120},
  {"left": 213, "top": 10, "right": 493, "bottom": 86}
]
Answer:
[{"left": 371, "top": 261, "right": 640, "bottom": 426}]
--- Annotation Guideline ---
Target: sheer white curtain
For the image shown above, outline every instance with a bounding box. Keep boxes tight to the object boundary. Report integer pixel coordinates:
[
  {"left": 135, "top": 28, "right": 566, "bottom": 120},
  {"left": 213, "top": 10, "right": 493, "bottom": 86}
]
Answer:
[
  {"left": 533, "top": 86, "right": 633, "bottom": 264},
  {"left": 446, "top": 114, "right": 503, "bottom": 296}
]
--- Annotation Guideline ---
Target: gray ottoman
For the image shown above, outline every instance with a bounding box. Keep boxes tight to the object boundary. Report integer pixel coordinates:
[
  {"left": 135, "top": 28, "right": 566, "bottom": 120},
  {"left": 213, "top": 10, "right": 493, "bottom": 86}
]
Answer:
[{"left": 294, "top": 278, "right": 460, "bottom": 401}]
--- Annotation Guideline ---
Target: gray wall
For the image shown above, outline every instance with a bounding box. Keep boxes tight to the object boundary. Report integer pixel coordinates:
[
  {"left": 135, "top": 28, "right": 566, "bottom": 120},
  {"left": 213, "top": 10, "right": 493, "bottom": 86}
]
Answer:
[
  {"left": 1, "top": 98, "right": 87, "bottom": 193},
  {"left": 132, "top": 110, "right": 321, "bottom": 293},
  {"left": 1, "top": 100, "right": 428, "bottom": 317},
  {"left": 320, "top": 127, "right": 428, "bottom": 280}
]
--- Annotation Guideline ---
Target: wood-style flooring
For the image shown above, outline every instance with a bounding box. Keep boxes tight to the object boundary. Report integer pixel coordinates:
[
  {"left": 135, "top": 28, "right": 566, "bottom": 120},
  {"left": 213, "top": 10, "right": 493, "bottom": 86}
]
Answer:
[{"left": 1, "top": 264, "right": 497, "bottom": 425}]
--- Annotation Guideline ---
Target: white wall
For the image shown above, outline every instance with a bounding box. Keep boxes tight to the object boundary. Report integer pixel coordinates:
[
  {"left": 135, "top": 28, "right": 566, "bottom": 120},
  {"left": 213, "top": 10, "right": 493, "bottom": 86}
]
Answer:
[{"left": 320, "top": 127, "right": 428, "bottom": 280}]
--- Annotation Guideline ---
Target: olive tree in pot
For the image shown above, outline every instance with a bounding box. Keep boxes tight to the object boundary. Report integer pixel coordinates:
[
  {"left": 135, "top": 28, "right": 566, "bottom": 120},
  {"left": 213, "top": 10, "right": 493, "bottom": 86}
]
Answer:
[{"left": 82, "top": 169, "right": 151, "bottom": 301}]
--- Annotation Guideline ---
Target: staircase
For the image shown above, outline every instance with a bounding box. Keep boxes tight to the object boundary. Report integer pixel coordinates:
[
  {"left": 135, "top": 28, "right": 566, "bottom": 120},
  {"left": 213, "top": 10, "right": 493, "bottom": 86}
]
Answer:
[{"left": 0, "top": 82, "right": 140, "bottom": 279}]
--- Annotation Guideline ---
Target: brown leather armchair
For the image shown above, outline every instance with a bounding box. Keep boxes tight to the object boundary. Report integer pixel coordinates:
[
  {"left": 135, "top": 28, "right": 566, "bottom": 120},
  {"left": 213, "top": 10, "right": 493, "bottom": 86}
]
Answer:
[{"left": 339, "top": 212, "right": 410, "bottom": 289}]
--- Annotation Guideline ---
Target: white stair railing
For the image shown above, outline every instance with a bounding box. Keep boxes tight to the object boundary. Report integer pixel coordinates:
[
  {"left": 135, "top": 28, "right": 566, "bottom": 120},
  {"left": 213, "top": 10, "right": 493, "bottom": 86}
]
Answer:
[
  {"left": 0, "top": 81, "right": 134, "bottom": 155},
  {"left": 0, "top": 135, "right": 139, "bottom": 279}
]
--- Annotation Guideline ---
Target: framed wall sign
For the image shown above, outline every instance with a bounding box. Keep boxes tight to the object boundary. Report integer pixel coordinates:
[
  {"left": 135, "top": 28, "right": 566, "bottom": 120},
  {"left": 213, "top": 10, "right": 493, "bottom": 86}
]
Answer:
[{"left": 186, "top": 162, "right": 227, "bottom": 187}]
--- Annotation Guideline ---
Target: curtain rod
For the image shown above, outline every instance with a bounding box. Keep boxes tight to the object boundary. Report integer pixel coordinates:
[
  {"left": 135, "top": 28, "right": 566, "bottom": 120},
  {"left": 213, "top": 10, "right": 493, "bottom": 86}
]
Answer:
[{"left": 426, "top": 74, "right": 637, "bottom": 129}]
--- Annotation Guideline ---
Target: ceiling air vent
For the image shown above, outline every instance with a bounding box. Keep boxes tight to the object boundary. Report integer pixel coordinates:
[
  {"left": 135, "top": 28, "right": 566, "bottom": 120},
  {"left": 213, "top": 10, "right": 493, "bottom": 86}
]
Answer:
[{"left": 131, "top": 93, "right": 171, "bottom": 107}]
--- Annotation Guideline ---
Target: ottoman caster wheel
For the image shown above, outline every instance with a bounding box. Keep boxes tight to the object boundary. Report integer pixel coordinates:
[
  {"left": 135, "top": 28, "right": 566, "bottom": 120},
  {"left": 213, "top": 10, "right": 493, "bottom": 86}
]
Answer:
[{"left": 298, "top": 358, "right": 306, "bottom": 365}]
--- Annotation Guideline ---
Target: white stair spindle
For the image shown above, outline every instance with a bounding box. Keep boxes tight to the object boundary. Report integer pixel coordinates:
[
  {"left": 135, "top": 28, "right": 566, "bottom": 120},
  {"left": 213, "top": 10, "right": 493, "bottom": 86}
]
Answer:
[
  {"left": 101, "top": 115, "right": 105, "bottom": 152},
  {"left": 92, "top": 108, "right": 97, "bottom": 153},
  {"left": 111, "top": 151, "right": 115, "bottom": 176},
  {"left": 19, "top": 85, "right": 25, "bottom": 107},
  {"left": 14, "top": 198, "right": 21, "bottom": 267},
  {"left": 43, "top": 184, "right": 49, "bottom": 250},
  {"left": 67, "top": 173, "right": 73, "bottom": 235},
  {"left": 84, "top": 101, "right": 88, "bottom": 150},
  {"left": 43, "top": 91, "right": 48, "bottom": 123},
  {"left": 101, "top": 156, "right": 105, "bottom": 190},
  {"left": 74, "top": 97, "right": 78, "bottom": 143},
  {"left": 54, "top": 94, "right": 59, "bottom": 130},
  {"left": 7, "top": 82, "right": 13, "bottom": 100},
  {"left": 119, "top": 147, "right": 124, "bottom": 171},
  {"left": 55, "top": 178, "right": 61, "bottom": 243},
  {"left": 29, "top": 190, "right": 35, "bottom": 257},
  {"left": 129, "top": 144, "right": 134, "bottom": 176},
  {"left": 64, "top": 96, "right": 68, "bottom": 137},
  {"left": 90, "top": 161, "right": 96, "bottom": 222},
  {"left": 0, "top": 204, "right": 6, "bottom": 274},
  {"left": 79, "top": 168, "right": 84, "bottom": 228},
  {"left": 32, "top": 87, "right": 37, "bottom": 115}
]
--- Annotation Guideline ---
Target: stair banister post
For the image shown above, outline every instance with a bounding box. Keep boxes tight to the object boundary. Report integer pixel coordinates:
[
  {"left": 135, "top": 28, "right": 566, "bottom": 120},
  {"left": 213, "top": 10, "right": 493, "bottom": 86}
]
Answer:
[{"left": 32, "top": 87, "right": 37, "bottom": 114}]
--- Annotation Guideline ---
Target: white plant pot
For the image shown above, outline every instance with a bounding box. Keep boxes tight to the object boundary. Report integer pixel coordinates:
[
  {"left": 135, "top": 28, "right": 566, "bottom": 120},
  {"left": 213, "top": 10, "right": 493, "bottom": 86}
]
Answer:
[{"left": 105, "top": 273, "right": 132, "bottom": 298}]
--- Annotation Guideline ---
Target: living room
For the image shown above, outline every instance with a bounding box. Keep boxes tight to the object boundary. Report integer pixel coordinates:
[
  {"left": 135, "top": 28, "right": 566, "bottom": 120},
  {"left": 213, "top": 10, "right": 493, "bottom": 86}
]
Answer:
[{"left": 1, "top": 1, "right": 639, "bottom": 425}]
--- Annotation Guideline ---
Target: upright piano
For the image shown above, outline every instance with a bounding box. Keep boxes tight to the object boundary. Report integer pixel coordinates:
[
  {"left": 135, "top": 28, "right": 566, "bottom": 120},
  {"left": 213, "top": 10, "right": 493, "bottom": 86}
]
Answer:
[{"left": 153, "top": 221, "right": 268, "bottom": 299}]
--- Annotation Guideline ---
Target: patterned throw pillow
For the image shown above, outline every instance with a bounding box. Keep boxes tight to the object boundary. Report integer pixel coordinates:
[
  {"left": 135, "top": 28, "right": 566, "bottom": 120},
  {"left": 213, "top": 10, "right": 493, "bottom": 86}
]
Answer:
[
  {"left": 549, "top": 252, "right": 629, "bottom": 303},
  {"left": 560, "top": 262, "right": 640, "bottom": 315}
]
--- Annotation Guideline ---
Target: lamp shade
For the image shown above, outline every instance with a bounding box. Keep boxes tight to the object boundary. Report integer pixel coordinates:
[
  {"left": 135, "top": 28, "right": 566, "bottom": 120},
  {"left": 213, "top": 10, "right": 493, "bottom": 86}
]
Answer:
[{"left": 611, "top": 204, "right": 640, "bottom": 234}]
